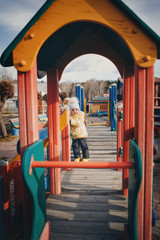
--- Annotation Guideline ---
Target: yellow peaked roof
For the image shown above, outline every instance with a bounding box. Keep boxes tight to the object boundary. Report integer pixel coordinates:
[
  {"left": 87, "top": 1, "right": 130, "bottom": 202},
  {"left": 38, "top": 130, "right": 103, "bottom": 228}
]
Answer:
[{"left": 1, "top": 0, "right": 160, "bottom": 77}]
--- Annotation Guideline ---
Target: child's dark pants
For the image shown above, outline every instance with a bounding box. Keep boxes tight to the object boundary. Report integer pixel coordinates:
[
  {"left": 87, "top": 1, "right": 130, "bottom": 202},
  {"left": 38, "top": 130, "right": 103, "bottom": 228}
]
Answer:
[{"left": 72, "top": 138, "right": 89, "bottom": 159}]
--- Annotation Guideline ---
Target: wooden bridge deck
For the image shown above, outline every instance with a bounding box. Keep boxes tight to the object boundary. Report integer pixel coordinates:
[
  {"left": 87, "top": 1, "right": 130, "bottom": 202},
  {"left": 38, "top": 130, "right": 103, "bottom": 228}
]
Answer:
[{"left": 46, "top": 125, "right": 128, "bottom": 240}]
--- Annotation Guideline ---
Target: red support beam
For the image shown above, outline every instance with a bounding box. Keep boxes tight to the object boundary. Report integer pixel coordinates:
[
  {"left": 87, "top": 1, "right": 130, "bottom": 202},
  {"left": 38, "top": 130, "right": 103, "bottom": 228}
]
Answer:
[
  {"left": 18, "top": 60, "right": 39, "bottom": 240},
  {"left": 144, "top": 66, "right": 154, "bottom": 240},
  {"left": 129, "top": 75, "right": 135, "bottom": 138},
  {"left": 25, "top": 64, "right": 39, "bottom": 144},
  {"left": 122, "top": 65, "right": 135, "bottom": 195},
  {"left": 134, "top": 64, "right": 146, "bottom": 240},
  {"left": 47, "top": 68, "right": 61, "bottom": 195},
  {"left": 18, "top": 71, "right": 27, "bottom": 155},
  {"left": 122, "top": 66, "right": 131, "bottom": 195}
]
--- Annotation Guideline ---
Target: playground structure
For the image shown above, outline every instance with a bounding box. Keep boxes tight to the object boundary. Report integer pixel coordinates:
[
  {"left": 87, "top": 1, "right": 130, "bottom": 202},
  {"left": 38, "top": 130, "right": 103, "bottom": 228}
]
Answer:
[{"left": 1, "top": 0, "right": 160, "bottom": 239}]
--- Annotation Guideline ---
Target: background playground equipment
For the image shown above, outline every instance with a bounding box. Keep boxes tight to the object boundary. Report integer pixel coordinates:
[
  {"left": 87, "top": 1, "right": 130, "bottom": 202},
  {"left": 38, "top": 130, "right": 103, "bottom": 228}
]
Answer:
[
  {"left": 82, "top": 83, "right": 117, "bottom": 129},
  {"left": 1, "top": 0, "right": 160, "bottom": 239},
  {"left": 75, "top": 84, "right": 84, "bottom": 111},
  {"left": 9, "top": 114, "right": 48, "bottom": 136},
  {"left": 109, "top": 84, "right": 117, "bottom": 131}
]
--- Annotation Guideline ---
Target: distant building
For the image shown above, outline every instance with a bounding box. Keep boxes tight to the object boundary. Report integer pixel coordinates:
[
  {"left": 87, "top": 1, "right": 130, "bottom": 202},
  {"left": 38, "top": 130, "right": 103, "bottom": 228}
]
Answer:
[{"left": 89, "top": 96, "right": 109, "bottom": 114}]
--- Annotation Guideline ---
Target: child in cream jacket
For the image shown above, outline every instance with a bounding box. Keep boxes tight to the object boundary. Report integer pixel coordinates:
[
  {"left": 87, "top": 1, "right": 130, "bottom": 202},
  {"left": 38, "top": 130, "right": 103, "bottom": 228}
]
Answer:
[{"left": 69, "top": 97, "right": 89, "bottom": 162}]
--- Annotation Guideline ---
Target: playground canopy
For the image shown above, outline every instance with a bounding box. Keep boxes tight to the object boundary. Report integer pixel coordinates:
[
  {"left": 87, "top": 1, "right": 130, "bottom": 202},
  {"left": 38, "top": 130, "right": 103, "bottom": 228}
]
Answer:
[{"left": 1, "top": 0, "right": 160, "bottom": 78}]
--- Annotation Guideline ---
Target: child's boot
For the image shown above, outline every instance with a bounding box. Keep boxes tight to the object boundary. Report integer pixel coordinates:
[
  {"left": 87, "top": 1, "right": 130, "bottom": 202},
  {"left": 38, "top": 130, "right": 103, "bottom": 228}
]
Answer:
[
  {"left": 82, "top": 158, "right": 89, "bottom": 162},
  {"left": 74, "top": 157, "right": 81, "bottom": 162}
]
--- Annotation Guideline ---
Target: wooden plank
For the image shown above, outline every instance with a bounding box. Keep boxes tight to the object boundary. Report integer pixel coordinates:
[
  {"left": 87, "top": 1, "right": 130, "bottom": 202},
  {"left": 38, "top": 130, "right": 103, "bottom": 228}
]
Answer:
[
  {"left": 49, "top": 233, "right": 124, "bottom": 240},
  {"left": 47, "top": 209, "right": 127, "bottom": 222},
  {"left": 61, "top": 185, "right": 122, "bottom": 191},
  {"left": 71, "top": 150, "right": 116, "bottom": 154},
  {"left": 47, "top": 195, "right": 127, "bottom": 203},
  {"left": 62, "top": 173, "right": 121, "bottom": 180},
  {"left": 88, "top": 142, "right": 117, "bottom": 146},
  {"left": 47, "top": 193, "right": 127, "bottom": 203},
  {"left": 48, "top": 221, "right": 126, "bottom": 235},
  {"left": 47, "top": 201, "right": 127, "bottom": 211}
]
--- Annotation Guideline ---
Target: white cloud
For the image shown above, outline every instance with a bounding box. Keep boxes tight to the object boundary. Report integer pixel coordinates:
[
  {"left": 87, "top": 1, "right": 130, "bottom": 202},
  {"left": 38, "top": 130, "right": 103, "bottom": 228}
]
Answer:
[
  {"left": 60, "top": 54, "right": 120, "bottom": 83},
  {"left": 0, "top": 1, "right": 45, "bottom": 32},
  {"left": 123, "top": 0, "right": 160, "bottom": 35}
]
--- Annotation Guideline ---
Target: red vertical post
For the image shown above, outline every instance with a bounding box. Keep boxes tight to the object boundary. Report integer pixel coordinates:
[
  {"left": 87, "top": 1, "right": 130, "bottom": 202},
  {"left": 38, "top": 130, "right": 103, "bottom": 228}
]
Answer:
[
  {"left": 134, "top": 64, "right": 146, "bottom": 240},
  {"left": 122, "top": 65, "right": 134, "bottom": 195},
  {"left": 18, "top": 60, "right": 39, "bottom": 239},
  {"left": 144, "top": 66, "right": 154, "bottom": 240},
  {"left": 129, "top": 75, "right": 135, "bottom": 138},
  {"left": 18, "top": 72, "right": 27, "bottom": 155},
  {"left": 25, "top": 63, "right": 39, "bottom": 144},
  {"left": 122, "top": 66, "right": 130, "bottom": 196},
  {"left": 47, "top": 68, "right": 61, "bottom": 195}
]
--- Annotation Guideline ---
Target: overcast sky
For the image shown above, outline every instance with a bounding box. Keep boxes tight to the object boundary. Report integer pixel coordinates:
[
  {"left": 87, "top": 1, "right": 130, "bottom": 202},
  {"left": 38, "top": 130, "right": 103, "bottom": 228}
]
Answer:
[{"left": 0, "top": 0, "right": 160, "bottom": 82}]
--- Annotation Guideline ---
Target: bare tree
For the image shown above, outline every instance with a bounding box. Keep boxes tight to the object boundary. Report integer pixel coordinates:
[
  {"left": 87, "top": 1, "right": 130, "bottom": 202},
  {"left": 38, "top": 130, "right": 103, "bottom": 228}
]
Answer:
[
  {"left": 59, "top": 92, "right": 68, "bottom": 106},
  {"left": 0, "top": 80, "right": 14, "bottom": 137},
  {"left": 60, "top": 79, "right": 114, "bottom": 101},
  {"left": 43, "top": 94, "right": 47, "bottom": 103}
]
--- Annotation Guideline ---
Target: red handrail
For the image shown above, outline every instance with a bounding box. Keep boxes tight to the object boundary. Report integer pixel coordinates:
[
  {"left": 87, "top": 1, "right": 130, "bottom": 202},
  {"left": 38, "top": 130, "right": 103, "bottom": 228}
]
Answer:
[{"left": 30, "top": 161, "right": 133, "bottom": 175}]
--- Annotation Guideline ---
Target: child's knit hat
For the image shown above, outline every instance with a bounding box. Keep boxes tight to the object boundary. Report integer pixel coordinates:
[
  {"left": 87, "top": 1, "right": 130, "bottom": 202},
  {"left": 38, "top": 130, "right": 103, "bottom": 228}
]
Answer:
[{"left": 68, "top": 97, "right": 80, "bottom": 113}]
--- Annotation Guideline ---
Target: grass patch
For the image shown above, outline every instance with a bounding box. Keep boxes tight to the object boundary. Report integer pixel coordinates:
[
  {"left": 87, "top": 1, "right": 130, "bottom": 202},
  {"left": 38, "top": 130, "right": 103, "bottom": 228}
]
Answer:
[{"left": 0, "top": 134, "right": 18, "bottom": 142}]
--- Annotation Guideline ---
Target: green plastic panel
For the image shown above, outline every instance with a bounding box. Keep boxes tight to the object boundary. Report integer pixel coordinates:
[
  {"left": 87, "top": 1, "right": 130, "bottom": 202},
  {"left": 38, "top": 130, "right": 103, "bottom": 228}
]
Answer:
[
  {"left": 128, "top": 139, "right": 143, "bottom": 240},
  {"left": 22, "top": 140, "right": 46, "bottom": 240}
]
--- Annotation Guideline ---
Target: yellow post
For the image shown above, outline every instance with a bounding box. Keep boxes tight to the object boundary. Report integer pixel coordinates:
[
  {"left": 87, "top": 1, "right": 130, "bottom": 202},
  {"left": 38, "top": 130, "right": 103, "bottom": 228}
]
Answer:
[{"left": 84, "top": 99, "right": 86, "bottom": 124}]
